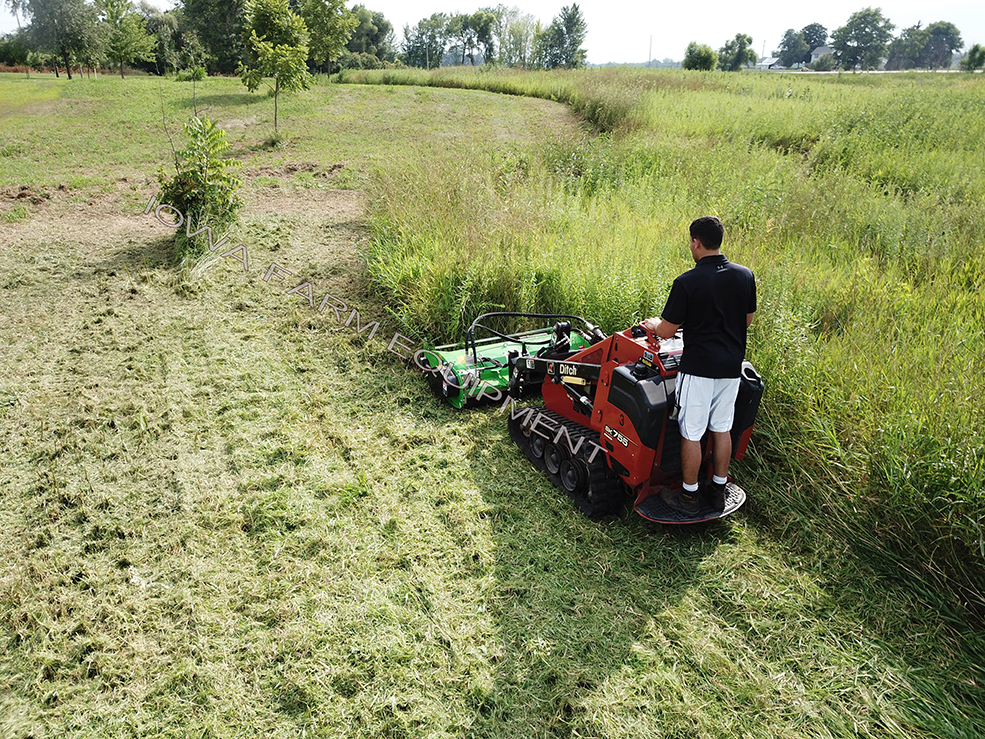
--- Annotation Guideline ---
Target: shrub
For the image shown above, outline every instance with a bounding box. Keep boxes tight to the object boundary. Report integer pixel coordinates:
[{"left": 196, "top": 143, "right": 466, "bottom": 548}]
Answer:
[
  {"left": 682, "top": 42, "right": 718, "bottom": 71},
  {"left": 157, "top": 117, "right": 242, "bottom": 259},
  {"left": 811, "top": 54, "right": 837, "bottom": 71},
  {"left": 175, "top": 66, "right": 207, "bottom": 81}
]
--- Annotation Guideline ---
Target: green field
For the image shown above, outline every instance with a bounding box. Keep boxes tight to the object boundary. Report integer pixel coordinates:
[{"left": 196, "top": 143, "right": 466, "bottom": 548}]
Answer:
[{"left": 1, "top": 70, "right": 983, "bottom": 738}]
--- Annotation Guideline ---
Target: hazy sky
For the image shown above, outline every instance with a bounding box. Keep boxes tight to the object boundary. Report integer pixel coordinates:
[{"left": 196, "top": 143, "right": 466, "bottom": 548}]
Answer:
[{"left": 2, "top": 1, "right": 982, "bottom": 65}]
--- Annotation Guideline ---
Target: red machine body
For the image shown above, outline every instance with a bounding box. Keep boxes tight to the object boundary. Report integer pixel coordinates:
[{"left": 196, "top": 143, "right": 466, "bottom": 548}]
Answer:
[{"left": 508, "top": 322, "right": 762, "bottom": 523}]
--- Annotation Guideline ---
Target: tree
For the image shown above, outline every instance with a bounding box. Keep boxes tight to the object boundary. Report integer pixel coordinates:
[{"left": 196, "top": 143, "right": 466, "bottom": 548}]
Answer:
[
  {"left": 346, "top": 5, "right": 394, "bottom": 62},
  {"left": 402, "top": 13, "right": 446, "bottom": 69},
  {"left": 960, "top": 43, "right": 984, "bottom": 72},
  {"left": 181, "top": 0, "right": 247, "bottom": 75},
  {"left": 157, "top": 116, "right": 242, "bottom": 258},
  {"left": 831, "top": 7, "right": 894, "bottom": 71},
  {"left": 775, "top": 29, "right": 809, "bottom": 68},
  {"left": 491, "top": 5, "right": 536, "bottom": 68},
  {"left": 446, "top": 11, "right": 495, "bottom": 65},
  {"left": 923, "top": 21, "right": 962, "bottom": 69},
  {"left": 97, "top": 0, "right": 156, "bottom": 78},
  {"left": 238, "top": 0, "right": 312, "bottom": 135},
  {"left": 886, "top": 23, "right": 928, "bottom": 70},
  {"left": 536, "top": 3, "right": 586, "bottom": 69},
  {"left": 25, "top": 0, "right": 105, "bottom": 79},
  {"left": 681, "top": 41, "right": 716, "bottom": 71},
  {"left": 718, "top": 33, "right": 756, "bottom": 72},
  {"left": 801, "top": 23, "right": 827, "bottom": 54},
  {"left": 297, "top": 0, "right": 357, "bottom": 73}
]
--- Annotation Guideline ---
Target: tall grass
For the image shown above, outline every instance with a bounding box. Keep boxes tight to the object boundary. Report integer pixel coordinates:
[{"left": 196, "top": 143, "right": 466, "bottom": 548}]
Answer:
[{"left": 346, "top": 67, "right": 985, "bottom": 613}]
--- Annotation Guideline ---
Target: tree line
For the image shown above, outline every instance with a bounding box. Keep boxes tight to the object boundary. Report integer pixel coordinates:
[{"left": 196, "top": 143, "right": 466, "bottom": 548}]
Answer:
[
  {"left": 0, "top": 0, "right": 589, "bottom": 78},
  {"left": 683, "top": 7, "right": 980, "bottom": 73}
]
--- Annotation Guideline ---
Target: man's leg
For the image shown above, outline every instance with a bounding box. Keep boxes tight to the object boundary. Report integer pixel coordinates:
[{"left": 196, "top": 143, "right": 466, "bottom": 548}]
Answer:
[
  {"left": 661, "top": 374, "right": 706, "bottom": 514},
  {"left": 681, "top": 437, "right": 702, "bottom": 487},
  {"left": 710, "top": 430, "right": 732, "bottom": 479}
]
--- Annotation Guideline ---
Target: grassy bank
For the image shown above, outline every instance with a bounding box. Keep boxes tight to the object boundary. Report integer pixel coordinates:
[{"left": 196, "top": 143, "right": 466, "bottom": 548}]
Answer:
[
  {"left": 2, "top": 73, "right": 984, "bottom": 738},
  {"left": 341, "top": 67, "right": 985, "bottom": 614}
]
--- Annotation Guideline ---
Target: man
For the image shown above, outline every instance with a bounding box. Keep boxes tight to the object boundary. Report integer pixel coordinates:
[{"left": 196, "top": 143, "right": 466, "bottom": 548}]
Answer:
[{"left": 642, "top": 216, "right": 756, "bottom": 514}]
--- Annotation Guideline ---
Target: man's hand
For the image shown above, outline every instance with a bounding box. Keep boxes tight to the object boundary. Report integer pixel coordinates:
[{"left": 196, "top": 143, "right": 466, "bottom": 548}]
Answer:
[{"left": 642, "top": 317, "right": 680, "bottom": 340}]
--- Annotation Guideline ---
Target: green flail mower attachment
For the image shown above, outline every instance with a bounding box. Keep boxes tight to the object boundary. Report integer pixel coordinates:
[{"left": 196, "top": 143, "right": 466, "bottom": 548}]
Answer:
[{"left": 417, "top": 312, "right": 606, "bottom": 409}]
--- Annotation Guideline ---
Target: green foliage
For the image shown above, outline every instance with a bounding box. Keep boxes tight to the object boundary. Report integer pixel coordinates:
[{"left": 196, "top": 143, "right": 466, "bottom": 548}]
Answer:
[
  {"left": 682, "top": 41, "right": 718, "bottom": 71},
  {"left": 96, "top": 0, "right": 156, "bottom": 78},
  {"left": 888, "top": 21, "right": 963, "bottom": 70},
  {"left": 535, "top": 3, "right": 587, "bottom": 69},
  {"left": 801, "top": 22, "right": 827, "bottom": 52},
  {"left": 347, "top": 66, "right": 985, "bottom": 612},
  {"left": 238, "top": 0, "right": 312, "bottom": 133},
  {"left": 346, "top": 4, "right": 395, "bottom": 62},
  {"left": 775, "top": 29, "right": 809, "bottom": 67},
  {"left": 402, "top": 12, "right": 448, "bottom": 69},
  {"left": 810, "top": 53, "right": 836, "bottom": 71},
  {"left": 962, "top": 43, "right": 985, "bottom": 71},
  {"left": 717, "top": 32, "right": 757, "bottom": 71},
  {"left": 298, "top": 0, "right": 357, "bottom": 72},
  {"left": 25, "top": 0, "right": 105, "bottom": 79},
  {"left": 157, "top": 116, "right": 242, "bottom": 258},
  {"left": 832, "top": 7, "right": 894, "bottom": 70},
  {"left": 181, "top": 0, "right": 246, "bottom": 75},
  {"left": 446, "top": 10, "right": 496, "bottom": 66},
  {"left": 174, "top": 64, "right": 206, "bottom": 81}
]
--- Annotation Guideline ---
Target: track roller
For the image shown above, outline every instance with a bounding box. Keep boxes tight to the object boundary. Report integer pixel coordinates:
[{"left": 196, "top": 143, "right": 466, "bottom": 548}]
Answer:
[{"left": 508, "top": 406, "right": 625, "bottom": 517}]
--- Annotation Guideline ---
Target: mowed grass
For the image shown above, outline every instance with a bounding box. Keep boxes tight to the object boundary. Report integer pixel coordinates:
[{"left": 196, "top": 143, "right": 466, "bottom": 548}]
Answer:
[{"left": 0, "top": 73, "right": 983, "bottom": 738}]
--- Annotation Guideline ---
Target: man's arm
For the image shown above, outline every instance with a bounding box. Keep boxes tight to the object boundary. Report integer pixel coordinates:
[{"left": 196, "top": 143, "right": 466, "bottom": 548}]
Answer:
[
  {"left": 642, "top": 317, "right": 680, "bottom": 340},
  {"left": 746, "top": 312, "right": 755, "bottom": 328}
]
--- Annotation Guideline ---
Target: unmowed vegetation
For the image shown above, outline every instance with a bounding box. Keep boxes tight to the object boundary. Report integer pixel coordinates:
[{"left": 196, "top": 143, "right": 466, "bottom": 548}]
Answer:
[
  {"left": 1, "top": 69, "right": 983, "bottom": 738},
  {"left": 342, "top": 66, "right": 985, "bottom": 612}
]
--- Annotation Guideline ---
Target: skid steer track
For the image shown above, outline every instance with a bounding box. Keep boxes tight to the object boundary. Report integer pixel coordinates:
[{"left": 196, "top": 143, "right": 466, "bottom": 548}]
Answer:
[{"left": 508, "top": 406, "right": 625, "bottom": 518}]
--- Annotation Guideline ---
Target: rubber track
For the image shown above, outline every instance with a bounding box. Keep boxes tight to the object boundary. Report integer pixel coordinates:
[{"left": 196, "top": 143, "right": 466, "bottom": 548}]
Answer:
[{"left": 508, "top": 406, "right": 625, "bottom": 518}]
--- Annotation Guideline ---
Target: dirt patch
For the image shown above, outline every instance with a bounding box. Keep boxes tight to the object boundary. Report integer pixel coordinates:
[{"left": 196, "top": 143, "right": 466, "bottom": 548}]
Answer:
[
  {"left": 1, "top": 184, "right": 64, "bottom": 205},
  {"left": 244, "top": 161, "right": 347, "bottom": 180}
]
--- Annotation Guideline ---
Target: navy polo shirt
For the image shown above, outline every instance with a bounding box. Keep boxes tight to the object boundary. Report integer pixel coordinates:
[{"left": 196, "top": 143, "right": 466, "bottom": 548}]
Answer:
[{"left": 661, "top": 254, "right": 756, "bottom": 378}]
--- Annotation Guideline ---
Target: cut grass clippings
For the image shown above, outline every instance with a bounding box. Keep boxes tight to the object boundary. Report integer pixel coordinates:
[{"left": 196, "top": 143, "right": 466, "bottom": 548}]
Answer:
[{"left": 0, "top": 72, "right": 983, "bottom": 738}]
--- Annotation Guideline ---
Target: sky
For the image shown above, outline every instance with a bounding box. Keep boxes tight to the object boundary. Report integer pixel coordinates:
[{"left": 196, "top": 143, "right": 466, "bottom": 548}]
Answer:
[{"left": 2, "top": 1, "right": 982, "bottom": 65}]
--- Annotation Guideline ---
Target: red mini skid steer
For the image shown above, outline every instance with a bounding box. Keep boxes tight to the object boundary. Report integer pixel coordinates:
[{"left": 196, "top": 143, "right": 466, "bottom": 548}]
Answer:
[{"left": 505, "top": 318, "right": 763, "bottom": 524}]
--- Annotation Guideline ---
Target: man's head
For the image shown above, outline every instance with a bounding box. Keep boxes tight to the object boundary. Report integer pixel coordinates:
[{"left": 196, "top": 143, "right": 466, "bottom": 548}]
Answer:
[{"left": 688, "top": 216, "right": 724, "bottom": 261}]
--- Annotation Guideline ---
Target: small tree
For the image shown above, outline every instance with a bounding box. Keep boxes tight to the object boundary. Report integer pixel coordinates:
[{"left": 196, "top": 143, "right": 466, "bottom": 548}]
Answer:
[
  {"left": 238, "top": 0, "right": 313, "bottom": 136},
  {"left": 682, "top": 41, "right": 717, "bottom": 71},
  {"left": 158, "top": 116, "right": 242, "bottom": 258}
]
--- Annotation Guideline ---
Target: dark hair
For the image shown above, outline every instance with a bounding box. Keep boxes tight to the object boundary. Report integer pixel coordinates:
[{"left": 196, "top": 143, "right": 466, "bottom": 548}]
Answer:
[{"left": 690, "top": 216, "right": 724, "bottom": 250}]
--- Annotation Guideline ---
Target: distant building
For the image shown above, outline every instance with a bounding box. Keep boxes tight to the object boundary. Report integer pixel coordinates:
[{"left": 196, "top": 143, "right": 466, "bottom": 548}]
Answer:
[
  {"left": 810, "top": 46, "right": 834, "bottom": 63},
  {"left": 756, "top": 57, "right": 783, "bottom": 70}
]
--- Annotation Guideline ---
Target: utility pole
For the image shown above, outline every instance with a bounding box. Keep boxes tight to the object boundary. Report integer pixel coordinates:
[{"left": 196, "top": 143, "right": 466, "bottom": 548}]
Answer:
[{"left": 648, "top": 36, "right": 652, "bottom": 68}]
